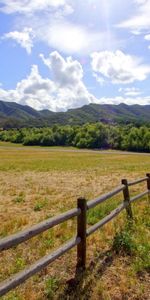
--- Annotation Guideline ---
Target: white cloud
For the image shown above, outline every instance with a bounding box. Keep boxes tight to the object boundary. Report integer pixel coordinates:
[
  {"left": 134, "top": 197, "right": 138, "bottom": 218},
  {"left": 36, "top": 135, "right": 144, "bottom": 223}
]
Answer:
[
  {"left": 118, "top": 0, "right": 150, "bottom": 34},
  {"left": 0, "top": 65, "right": 56, "bottom": 110},
  {"left": 0, "top": 0, "right": 74, "bottom": 54},
  {"left": 119, "top": 87, "right": 142, "bottom": 96},
  {"left": 0, "top": 51, "right": 150, "bottom": 111},
  {"left": 95, "top": 96, "right": 150, "bottom": 105},
  {"left": 38, "top": 21, "right": 116, "bottom": 55},
  {"left": 0, "top": 0, "right": 72, "bottom": 15},
  {"left": 91, "top": 50, "right": 150, "bottom": 84},
  {"left": 144, "top": 34, "right": 150, "bottom": 41},
  {"left": 93, "top": 73, "right": 105, "bottom": 86},
  {"left": 3, "top": 27, "right": 34, "bottom": 54},
  {"left": 39, "top": 51, "right": 96, "bottom": 110},
  {"left": 144, "top": 34, "right": 150, "bottom": 49},
  {"left": 40, "top": 51, "right": 83, "bottom": 86},
  {"left": 0, "top": 0, "right": 120, "bottom": 55},
  {"left": 0, "top": 52, "right": 96, "bottom": 111}
]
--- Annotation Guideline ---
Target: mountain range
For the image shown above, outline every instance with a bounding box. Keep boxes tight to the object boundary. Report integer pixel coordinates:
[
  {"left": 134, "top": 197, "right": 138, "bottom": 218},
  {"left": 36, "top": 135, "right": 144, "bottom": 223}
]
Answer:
[{"left": 0, "top": 100, "right": 150, "bottom": 128}]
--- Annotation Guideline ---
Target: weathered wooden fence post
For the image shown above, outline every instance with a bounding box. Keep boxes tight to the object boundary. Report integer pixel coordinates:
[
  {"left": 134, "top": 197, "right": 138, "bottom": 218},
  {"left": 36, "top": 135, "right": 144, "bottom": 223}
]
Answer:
[
  {"left": 77, "top": 197, "right": 87, "bottom": 270},
  {"left": 146, "top": 173, "right": 150, "bottom": 202},
  {"left": 122, "top": 179, "right": 133, "bottom": 219}
]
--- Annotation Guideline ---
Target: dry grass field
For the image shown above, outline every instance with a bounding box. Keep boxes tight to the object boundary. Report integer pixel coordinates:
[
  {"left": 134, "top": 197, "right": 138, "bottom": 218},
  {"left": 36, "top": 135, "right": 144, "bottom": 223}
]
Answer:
[{"left": 0, "top": 142, "right": 150, "bottom": 300}]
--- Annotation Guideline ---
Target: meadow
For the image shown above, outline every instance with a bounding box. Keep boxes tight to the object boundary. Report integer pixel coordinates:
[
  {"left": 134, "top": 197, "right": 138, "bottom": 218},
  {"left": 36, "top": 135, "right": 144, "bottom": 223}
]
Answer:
[{"left": 0, "top": 142, "right": 150, "bottom": 300}]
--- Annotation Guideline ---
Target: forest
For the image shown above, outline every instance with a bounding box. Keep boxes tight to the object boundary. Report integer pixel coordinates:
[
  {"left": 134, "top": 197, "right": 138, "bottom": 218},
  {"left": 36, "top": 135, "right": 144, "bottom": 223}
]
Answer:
[{"left": 0, "top": 123, "right": 150, "bottom": 152}]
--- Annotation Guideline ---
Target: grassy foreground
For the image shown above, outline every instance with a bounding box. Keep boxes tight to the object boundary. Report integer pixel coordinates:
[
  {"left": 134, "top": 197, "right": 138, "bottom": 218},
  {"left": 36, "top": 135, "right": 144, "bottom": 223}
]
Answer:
[{"left": 0, "top": 144, "right": 150, "bottom": 299}]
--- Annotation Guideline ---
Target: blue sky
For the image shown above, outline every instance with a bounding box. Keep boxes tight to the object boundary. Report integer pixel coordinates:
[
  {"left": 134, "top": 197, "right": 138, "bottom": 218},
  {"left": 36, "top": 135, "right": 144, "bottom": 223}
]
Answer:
[{"left": 0, "top": 0, "right": 150, "bottom": 111}]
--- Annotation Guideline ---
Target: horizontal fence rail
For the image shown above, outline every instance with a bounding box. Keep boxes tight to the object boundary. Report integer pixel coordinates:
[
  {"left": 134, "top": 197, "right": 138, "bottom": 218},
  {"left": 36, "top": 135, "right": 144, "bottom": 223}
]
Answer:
[
  {"left": 0, "top": 208, "right": 80, "bottom": 251},
  {"left": 128, "top": 177, "right": 147, "bottom": 186},
  {"left": 87, "top": 185, "right": 125, "bottom": 209},
  {"left": 130, "top": 190, "right": 148, "bottom": 203},
  {"left": 0, "top": 173, "right": 150, "bottom": 297},
  {"left": 87, "top": 202, "right": 126, "bottom": 237},
  {"left": 0, "top": 237, "right": 81, "bottom": 297}
]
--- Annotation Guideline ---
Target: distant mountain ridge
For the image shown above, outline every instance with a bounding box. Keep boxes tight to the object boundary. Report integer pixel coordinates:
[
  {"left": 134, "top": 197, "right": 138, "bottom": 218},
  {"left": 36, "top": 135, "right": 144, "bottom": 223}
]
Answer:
[{"left": 0, "top": 100, "right": 150, "bottom": 128}]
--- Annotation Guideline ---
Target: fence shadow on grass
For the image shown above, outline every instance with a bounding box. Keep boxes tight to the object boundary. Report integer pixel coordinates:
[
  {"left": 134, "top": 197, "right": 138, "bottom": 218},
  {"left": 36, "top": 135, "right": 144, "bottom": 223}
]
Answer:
[{"left": 58, "top": 249, "right": 114, "bottom": 300}]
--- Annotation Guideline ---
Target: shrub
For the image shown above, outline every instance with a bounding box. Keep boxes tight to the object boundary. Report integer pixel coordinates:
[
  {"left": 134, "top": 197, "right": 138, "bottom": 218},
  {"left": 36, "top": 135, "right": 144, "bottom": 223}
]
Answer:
[{"left": 112, "top": 229, "right": 135, "bottom": 255}]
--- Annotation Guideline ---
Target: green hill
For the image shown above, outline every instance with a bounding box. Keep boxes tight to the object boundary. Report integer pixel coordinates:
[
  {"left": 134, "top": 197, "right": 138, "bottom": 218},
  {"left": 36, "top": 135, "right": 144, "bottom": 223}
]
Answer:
[{"left": 0, "top": 100, "right": 150, "bottom": 128}]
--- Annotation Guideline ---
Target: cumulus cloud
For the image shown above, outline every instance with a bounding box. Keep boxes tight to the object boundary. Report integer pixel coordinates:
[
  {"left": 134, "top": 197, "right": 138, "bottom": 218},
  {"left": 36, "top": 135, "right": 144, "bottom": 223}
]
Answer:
[
  {"left": 40, "top": 51, "right": 96, "bottom": 109},
  {"left": 0, "top": 65, "right": 57, "bottom": 110},
  {"left": 3, "top": 27, "right": 34, "bottom": 54},
  {"left": 0, "top": 51, "right": 149, "bottom": 111},
  {"left": 91, "top": 50, "right": 150, "bottom": 84},
  {"left": 0, "top": 52, "right": 95, "bottom": 111},
  {"left": 118, "top": 87, "right": 142, "bottom": 96},
  {"left": 40, "top": 51, "right": 83, "bottom": 87}
]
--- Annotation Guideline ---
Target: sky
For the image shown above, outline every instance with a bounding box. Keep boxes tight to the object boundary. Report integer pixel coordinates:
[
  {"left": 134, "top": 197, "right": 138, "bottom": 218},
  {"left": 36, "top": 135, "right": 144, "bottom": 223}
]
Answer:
[{"left": 0, "top": 0, "right": 150, "bottom": 111}]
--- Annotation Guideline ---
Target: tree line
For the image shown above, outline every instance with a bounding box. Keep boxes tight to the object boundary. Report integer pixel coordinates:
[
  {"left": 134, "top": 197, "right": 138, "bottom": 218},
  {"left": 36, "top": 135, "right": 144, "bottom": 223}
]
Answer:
[{"left": 0, "top": 123, "right": 150, "bottom": 152}]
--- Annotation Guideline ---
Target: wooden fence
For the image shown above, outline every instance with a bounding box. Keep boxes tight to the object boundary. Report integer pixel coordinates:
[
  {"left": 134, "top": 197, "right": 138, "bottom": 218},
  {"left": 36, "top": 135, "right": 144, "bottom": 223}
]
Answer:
[{"left": 0, "top": 173, "right": 150, "bottom": 297}]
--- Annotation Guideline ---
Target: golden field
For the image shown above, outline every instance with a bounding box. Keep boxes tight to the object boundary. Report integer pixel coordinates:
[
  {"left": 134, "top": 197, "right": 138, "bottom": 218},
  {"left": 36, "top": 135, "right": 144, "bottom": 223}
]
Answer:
[{"left": 0, "top": 143, "right": 150, "bottom": 300}]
